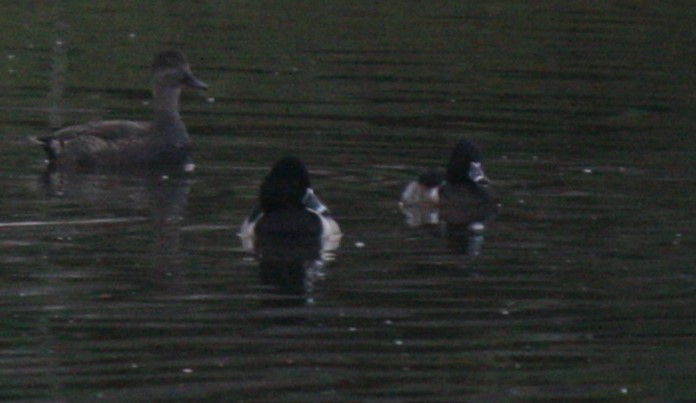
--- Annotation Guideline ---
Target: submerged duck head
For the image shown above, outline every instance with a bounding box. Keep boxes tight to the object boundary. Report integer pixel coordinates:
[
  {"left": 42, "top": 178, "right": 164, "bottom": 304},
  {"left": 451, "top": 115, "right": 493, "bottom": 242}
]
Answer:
[
  {"left": 446, "top": 138, "right": 489, "bottom": 185},
  {"left": 151, "top": 49, "right": 208, "bottom": 90}
]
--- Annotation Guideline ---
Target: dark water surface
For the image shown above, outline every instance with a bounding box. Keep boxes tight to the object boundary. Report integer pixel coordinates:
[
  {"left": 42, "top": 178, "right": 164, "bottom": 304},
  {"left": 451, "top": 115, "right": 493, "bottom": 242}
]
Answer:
[{"left": 1, "top": 2, "right": 694, "bottom": 401}]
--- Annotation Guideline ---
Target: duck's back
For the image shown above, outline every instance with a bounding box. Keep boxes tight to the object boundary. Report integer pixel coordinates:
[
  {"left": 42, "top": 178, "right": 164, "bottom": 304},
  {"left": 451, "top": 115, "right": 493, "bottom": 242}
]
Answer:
[
  {"left": 255, "top": 208, "right": 323, "bottom": 238},
  {"left": 37, "top": 120, "right": 194, "bottom": 169},
  {"left": 37, "top": 120, "right": 153, "bottom": 166},
  {"left": 54, "top": 120, "right": 151, "bottom": 139}
]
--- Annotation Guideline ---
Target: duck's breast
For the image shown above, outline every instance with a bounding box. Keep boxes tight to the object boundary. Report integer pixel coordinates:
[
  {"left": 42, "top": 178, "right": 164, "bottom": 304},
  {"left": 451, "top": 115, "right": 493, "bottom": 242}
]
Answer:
[{"left": 440, "top": 184, "right": 497, "bottom": 224}]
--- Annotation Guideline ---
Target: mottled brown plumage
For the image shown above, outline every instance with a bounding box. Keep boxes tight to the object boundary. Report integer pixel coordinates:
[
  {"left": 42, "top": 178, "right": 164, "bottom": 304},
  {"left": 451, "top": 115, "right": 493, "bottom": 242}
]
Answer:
[{"left": 33, "top": 49, "right": 207, "bottom": 172}]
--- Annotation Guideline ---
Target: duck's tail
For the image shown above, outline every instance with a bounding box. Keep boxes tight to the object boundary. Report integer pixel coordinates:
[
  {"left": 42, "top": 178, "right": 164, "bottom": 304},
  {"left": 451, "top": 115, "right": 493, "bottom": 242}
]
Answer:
[
  {"left": 28, "top": 135, "right": 58, "bottom": 160},
  {"left": 28, "top": 135, "right": 46, "bottom": 145}
]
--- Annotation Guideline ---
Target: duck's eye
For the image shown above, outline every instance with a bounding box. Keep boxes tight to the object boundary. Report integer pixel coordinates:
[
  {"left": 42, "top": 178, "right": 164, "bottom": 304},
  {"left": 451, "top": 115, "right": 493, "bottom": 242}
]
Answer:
[
  {"left": 179, "top": 72, "right": 208, "bottom": 90},
  {"left": 180, "top": 72, "right": 194, "bottom": 85}
]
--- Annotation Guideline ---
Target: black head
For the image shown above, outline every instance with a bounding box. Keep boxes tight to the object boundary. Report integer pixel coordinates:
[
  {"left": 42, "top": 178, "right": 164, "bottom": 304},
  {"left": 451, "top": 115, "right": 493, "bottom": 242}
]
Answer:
[
  {"left": 151, "top": 49, "right": 207, "bottom": 90},
  {"left": 260, "top": 156, "right": 312, "bottom": 213},
  {"left": 446, "top": 138, "right": 488, "bottom": 185}
]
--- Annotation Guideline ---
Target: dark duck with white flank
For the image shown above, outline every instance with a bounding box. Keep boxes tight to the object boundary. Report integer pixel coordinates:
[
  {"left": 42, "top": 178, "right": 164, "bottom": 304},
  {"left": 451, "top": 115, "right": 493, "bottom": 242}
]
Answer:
[
  {"left": 32, "top": 49, "right": 207, "bottom": 172},
  {"left": 400, "top": 138, "right": 498, "bottom": 229},
  {"left": 240, "top": 156, "right": 341, "bottom": 250},
  {"left": 439, "top": 138, "right": 498, "bottom": 229}
]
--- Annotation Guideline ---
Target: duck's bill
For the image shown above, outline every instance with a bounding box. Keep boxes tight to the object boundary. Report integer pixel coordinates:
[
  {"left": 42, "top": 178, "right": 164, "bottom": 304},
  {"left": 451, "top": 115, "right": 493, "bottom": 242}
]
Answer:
[
  {"left": 183, "top": 73, "right": 208, "bottom": 90},
  {"left": 302, "top": 188, "right": 330, "bottom": 215},
  {"left": 468, "top": 162, "right": 489, "bottom": 184}
]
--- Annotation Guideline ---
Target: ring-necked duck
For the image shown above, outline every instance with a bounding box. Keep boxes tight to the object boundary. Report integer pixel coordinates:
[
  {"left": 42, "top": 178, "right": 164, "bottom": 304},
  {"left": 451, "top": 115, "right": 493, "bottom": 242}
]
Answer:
[
  {"left": 32, "top": 49, "right": 207, "bottom": 172},
  {"left": 400, "top": 169, "right": 446, "bottom": 206},
  {"left": 240, "top": 156, "right": 341, "bottom": 248},
  {"left": 401, "top": 138, "right": 498, "bottom": 230}
]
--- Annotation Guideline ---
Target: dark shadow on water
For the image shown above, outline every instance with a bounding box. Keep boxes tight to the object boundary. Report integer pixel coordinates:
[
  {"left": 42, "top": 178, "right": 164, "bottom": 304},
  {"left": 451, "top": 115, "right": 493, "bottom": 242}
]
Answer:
[{"left": 257, "top": 235, "right": 323, "bottom": 306}]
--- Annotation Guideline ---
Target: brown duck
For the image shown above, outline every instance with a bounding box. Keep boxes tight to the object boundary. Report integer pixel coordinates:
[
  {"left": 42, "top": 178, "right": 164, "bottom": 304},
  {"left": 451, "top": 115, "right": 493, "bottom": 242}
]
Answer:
[{"left": 32, "top": 49, "right": 207, "bottom": 172}]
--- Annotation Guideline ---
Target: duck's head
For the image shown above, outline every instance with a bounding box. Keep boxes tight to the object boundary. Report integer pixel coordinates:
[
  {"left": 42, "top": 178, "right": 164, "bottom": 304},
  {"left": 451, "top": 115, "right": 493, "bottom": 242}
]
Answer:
[
  {"left": 151, "top": 49, "right": 208, "bottom": 90},
  {"left": 260, "top": 156, "right": 312, "bottom": 213},
  {"left": 446, "top": 139, "right": 489, "bottom": 185}
]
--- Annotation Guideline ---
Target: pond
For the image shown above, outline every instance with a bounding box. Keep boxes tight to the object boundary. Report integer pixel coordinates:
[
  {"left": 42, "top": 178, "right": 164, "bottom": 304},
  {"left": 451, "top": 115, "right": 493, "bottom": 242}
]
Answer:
[{"left": 1, "top": 1, "right": 694, "bottom": 401}]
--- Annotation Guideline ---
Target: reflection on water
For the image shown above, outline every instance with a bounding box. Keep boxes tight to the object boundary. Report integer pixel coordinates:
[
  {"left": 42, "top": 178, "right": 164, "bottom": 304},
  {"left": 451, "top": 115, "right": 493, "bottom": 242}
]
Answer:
[
  {"left": 0, "top": 1, "right": 694, "bottom": 401},
  {"left": 255, "top": 236, "right": 327, "bottom": 304},
  {"left": 401, "top": 202, "right": 488, "bottom": 257},
  {"left": 441, "top": 223, "right": 486, "bottom": 256},
  {"left": 38, "top": 169, "right": 194, "bottom": 289},
  {"left": 241, "top": 224, "right": 340, "bottom": 305},
  {"left": 400, "top": 202, "right": 440, "bottom": 227}
]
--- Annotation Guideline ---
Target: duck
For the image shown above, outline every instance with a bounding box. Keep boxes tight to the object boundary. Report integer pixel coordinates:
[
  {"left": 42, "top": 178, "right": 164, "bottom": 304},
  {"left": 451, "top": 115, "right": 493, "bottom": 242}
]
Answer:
[
  {"left": 400, "top": 168, "right": 445, "bottom": 206},
  {"left": 31, "top": 49, "right": 207, "bottom": 172},
  {"left": 400, "top": 138, "right": 498, "bottom": 230},
  {"left": 240, "top": 156, "right": 341, "bottom": 249}
]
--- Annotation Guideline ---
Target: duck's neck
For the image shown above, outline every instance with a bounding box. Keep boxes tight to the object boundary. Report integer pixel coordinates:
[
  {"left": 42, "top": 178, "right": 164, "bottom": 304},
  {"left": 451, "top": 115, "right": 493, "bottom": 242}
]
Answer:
[
  {"left": 446, "top": 172, "right": 478, "bottom": 189},
  {"left": 153, "top": 86, "right": 187, "bottom": 140}
]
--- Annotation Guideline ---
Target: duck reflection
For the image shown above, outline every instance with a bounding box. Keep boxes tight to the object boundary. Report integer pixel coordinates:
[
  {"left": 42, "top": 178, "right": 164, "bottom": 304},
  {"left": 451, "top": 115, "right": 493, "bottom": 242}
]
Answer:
[
  {"left": 38, "top": 168, "right": 193, "bottom": 288},
  {"left": 240, "top": 157, "right": 341, "bottom": 303},
  {"left": 400, "top": 138, "right": 499, "bottom": 256},
  {"left": 145, "top": 175, "right": 192, "bottom": 285},
  {"left": 253, "top": 234, "right": 337, "bottom": 304}
]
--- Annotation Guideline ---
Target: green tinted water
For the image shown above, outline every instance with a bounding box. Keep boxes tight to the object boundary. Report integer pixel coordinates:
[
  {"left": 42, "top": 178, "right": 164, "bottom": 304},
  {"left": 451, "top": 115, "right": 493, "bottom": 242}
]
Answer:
[{"left": 0, "top": 1, "right": 694, "bottom": 401}]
